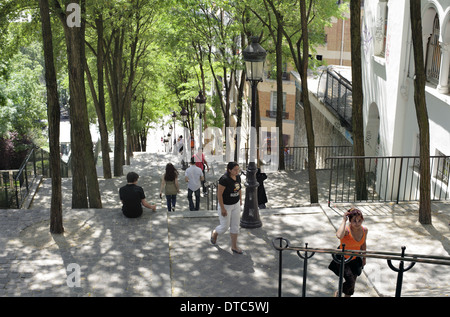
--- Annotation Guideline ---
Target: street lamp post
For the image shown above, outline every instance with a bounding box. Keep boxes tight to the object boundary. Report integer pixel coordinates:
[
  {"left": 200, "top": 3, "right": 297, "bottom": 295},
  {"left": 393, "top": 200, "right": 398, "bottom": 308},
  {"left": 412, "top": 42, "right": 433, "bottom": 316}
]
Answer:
[
  {"left": 195, "top": 90, "right": 206, "bottom": 152},
  {"left": 240, "top": 36, "right": 267, "bottom": 229},
  {"left": 180, "top": 107, "right": 189, "bottom": 170},
  {"left": 168, "top": 125, "right": 173, "bottom": 152},
  {"left": 172, "top": 111, "right": 177, "bottom": 154}
]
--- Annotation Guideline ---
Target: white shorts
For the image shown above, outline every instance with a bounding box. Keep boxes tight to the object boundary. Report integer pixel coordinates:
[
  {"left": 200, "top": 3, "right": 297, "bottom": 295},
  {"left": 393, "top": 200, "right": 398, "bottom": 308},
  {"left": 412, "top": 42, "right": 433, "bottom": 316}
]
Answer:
[{"left": 215, "top": 202, "right": 241, "bottom": 235}]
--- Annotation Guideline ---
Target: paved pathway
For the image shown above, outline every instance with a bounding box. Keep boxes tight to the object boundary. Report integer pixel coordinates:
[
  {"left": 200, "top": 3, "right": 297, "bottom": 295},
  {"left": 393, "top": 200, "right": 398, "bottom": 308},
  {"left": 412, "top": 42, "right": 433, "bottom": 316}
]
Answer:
[{"left": 0, "top": 152, "right": 449, "bottom": 298}]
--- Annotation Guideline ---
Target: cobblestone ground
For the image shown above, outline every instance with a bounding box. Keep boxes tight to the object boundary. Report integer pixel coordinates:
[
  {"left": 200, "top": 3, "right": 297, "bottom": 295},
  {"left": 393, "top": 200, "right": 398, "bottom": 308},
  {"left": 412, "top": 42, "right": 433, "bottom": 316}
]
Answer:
[
  {"left": 0, "top": 209, "right": 170, "bottom": 296},
  {"left": 0, "top": 152, "right": 449, "bottom": 297}
]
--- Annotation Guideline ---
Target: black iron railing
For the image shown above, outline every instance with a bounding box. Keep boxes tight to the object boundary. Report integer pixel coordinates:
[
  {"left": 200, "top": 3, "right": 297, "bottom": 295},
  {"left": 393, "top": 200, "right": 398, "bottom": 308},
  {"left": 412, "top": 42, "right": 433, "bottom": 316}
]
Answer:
[
  {"left": 324, "top": 68, "right": 353, "bottom": 131},
  {"left": 273, "top": 237, "right": 450, "bottom": 297},
  {"left": 241, "top": 146, "right": 353, "bottom": 171},
  {"left": 265, "top": 110, "right": 289, "bottom": 120},
  {"left": 0, "top": 147, "right": 71, "bottom": 209},
  {"left": 205, "top": 180, "right": 218, "bottom": 211},
  {"left": 326, "top": 155, "right": 450, "bottom": 206},
  {"left": 283, "top": 146, "right": 353, "bottom": 170},
  {"left": 0, "top": 169, "right": 19, "bottom": 209}
]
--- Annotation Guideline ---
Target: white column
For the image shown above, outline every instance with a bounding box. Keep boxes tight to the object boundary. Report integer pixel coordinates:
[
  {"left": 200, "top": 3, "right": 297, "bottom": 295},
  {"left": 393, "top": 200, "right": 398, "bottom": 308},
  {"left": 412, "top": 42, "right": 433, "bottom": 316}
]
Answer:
[{"left": 437, "top": 42, "right": 450, "bottom": 94}]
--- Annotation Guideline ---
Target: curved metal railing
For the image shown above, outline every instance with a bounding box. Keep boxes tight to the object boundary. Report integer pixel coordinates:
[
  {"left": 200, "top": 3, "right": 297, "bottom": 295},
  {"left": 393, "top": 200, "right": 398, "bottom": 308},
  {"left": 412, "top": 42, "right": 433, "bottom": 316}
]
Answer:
[{"left": 272, "top": 237, "right": 450, "bottom": 297}]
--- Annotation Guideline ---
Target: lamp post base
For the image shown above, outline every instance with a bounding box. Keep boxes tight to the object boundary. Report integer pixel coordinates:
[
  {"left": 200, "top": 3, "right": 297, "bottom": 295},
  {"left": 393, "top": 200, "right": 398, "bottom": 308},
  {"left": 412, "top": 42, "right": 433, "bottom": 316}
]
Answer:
[{"left": 240, "top": 162, "right": 262, "bottom": 228}]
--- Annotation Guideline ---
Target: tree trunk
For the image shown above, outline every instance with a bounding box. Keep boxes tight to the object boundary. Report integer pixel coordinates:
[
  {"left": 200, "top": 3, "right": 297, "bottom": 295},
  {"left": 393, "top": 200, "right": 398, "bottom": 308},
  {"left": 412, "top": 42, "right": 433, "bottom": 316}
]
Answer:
[
  {"left": 235, "top": 34, "right": 246, "bottom": 162},
  {"left": 300, "top": 0, "right": 318, "bottom": 203},
  {"left": 138, "top": 98, "right": 147, "bottom": 152},
  {"left": 39, "top": 0, "right": 63, "bottom": 233},
  {"left": 89, "top": 13, "right": 112, "bottom": 179},
  {"left": 125, "top": 101, "right": 133, "bottom": 165},
  {"left": 55, "top": 0, "right": 102, "bottom": 208},
  {"left": 275, "top": 24, "right": 285, "bottom": 170},
  {"left": 105, "top": 29, "right": 125, "bottom": 177},
  {"left": 273, "top": 0, "right": 318, "bottom": 202},
  {"left": 208, "top": 45, "right": 230, "bottom": 134},
  {"left": 350, "top": 0, "right": 367, "bottom": 200},
  {"left": 410, "top": 0, "right": 432, "bottom": 224},
  {"left": 104, "top": 18, "right": 142, "bottom": 173}
]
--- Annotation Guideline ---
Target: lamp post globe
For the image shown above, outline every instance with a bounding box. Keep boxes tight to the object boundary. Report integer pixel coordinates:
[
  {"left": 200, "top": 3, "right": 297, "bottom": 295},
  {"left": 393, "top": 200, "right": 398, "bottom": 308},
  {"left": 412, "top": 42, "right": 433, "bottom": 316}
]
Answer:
[
  {"left": 195, "top": 90, "right": 206, "bottom": 113},
  {"left": 241, "top": 36, "right": 266, "bottom": 229},
  {"left": 180, "top": 107, "right": 188, "bottom": 121},
  {"left": 242, "top": 36, "right": 267, "bottom": 82}
]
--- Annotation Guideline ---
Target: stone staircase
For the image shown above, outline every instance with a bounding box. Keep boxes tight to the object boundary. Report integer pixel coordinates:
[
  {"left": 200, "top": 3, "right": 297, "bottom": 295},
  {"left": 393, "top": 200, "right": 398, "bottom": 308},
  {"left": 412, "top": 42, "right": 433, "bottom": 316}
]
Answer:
[{"left": 29, "top": 151, "right": 333, "bottom": 212}]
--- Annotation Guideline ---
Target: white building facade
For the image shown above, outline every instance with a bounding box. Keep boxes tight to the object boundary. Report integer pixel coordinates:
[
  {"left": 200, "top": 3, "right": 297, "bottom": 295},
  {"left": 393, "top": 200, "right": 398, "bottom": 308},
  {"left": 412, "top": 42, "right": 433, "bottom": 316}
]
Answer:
[{"left": 361, "top": 0, "right": 450, "bottom": 200}]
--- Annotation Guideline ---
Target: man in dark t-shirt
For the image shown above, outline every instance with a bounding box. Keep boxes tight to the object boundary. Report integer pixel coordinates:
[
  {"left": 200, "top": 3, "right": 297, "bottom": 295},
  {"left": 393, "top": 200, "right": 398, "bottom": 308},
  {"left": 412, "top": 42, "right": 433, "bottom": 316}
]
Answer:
[{"left": 119, "top": 172, "right": 156, "bottom": 218}]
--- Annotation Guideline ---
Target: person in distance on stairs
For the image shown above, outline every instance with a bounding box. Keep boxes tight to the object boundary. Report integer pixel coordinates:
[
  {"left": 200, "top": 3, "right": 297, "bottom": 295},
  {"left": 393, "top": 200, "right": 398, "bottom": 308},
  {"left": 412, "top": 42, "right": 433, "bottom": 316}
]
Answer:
[
  {"left": 160, "top": 163, "right": 180, "bottom": 212},
  {"left": 185, "top": 157, "right": 204, "bottom": 211}
]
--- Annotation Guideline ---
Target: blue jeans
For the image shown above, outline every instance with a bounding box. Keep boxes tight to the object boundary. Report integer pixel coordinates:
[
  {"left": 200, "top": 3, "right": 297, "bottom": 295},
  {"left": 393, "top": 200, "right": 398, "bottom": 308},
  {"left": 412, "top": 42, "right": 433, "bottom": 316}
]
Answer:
[
  {"left": 187, "top": 188, "right": 200, "bottom": 211},
  {"left": 166, "top": 195, "right": 177, "bottom": 211}
]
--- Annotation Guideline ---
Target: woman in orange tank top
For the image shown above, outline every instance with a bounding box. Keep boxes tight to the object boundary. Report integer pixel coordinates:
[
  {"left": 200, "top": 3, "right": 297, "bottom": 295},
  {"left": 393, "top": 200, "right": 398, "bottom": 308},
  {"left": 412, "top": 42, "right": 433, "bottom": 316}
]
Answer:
[{"left": 334, "top": 208, "right": 368, "bottom": 297}]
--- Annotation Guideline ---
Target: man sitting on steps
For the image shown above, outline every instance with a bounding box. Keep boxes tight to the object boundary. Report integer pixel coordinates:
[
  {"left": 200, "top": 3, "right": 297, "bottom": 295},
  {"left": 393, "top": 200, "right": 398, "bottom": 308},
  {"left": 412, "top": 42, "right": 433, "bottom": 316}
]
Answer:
[{"left": 119, "top": 172, "right": 156, "bottom": 218}]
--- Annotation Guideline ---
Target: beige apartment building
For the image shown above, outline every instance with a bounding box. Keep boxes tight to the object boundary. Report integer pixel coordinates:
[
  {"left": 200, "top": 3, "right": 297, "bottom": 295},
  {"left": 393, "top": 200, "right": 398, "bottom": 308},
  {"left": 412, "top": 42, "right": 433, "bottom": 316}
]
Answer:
[
  {"left": 256, "top": 11, "right": 352, "bottom": 148},
  {"left": 317, "top": 12, "right": 352, "bottom": 67}
]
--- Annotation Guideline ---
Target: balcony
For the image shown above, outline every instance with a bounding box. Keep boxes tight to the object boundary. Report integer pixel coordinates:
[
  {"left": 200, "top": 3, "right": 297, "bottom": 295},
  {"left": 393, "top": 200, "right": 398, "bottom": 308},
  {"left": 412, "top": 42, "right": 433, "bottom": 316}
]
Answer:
[{"left": 266, "top": 110, "right": 289, "bottom": 120}]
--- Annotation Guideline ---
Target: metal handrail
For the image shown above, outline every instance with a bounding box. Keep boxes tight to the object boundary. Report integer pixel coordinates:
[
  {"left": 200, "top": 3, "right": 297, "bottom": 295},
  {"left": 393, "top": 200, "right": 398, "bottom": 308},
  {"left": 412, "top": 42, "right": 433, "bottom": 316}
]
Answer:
[
  {"left": 273, "top": 244, "right": 450, "bottom": 266},
  {"left": 272, "top": 237, "right": 450, "bottom": 297},
  {"left": 324, "top": 68, "right": 353, "bottom": 130},
  {"left": 206, "top": 180, "right": 218, "bottom": 210},
  {"left": 1, "top": 146, "right": 72, "bottom": 208},
  {"left": 15, "top": 148, "right": 36, "bottom": 179}
]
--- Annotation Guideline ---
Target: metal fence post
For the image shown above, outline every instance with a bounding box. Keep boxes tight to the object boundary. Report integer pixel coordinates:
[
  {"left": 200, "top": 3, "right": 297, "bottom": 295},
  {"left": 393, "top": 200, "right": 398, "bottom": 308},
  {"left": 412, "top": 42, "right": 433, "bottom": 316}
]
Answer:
[
  {"left": 396, "top": 158, "right": 404, "bottom": 204},
  {"left": 296, "top": 243, "right": 315, "bottom": 297},
  {"left": 331, "top": 244, "right": 354, "bottom": 297},
  {"left": 14, "top": 171, "right": 19, "bottom": 208},
  {"left": 272, "top": 237, "right": 290, "bottom": 297},
  {"left": 328, "top": 158, "right": 334, "bottom": 206},
  {"left": 387, "top": 246, "right": 416, "bottom": 297}
]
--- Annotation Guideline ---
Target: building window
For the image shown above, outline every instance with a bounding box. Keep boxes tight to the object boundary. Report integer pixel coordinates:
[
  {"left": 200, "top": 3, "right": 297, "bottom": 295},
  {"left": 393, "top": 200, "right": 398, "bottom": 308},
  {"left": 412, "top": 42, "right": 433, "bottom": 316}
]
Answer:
[
  {"left": 425, "top": 14, "right": 441, "bottom": 86},
  {"left": 374, "top": 0, "right": 389, "bottom": 57},
  {"left": 267, "top": 92, "right": 289, "bottom": 119},
  {"left": 270, "top": 92, "right": 287, "bottom": 112}
]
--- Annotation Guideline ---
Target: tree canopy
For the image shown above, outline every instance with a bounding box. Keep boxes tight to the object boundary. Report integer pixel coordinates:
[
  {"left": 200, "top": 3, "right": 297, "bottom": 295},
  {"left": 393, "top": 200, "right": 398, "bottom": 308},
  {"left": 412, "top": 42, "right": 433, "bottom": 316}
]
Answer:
[{"left": 0, "top": 0, "right": 346, "bottom": 166}]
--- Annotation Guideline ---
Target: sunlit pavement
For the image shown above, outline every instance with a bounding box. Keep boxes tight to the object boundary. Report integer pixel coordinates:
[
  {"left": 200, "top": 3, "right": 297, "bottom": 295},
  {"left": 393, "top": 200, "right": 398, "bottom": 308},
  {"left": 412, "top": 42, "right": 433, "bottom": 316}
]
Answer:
[{"left": 0, "top": 151, "right": 449, "bottom": 297}]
